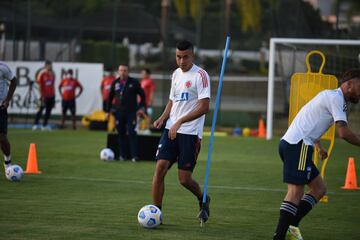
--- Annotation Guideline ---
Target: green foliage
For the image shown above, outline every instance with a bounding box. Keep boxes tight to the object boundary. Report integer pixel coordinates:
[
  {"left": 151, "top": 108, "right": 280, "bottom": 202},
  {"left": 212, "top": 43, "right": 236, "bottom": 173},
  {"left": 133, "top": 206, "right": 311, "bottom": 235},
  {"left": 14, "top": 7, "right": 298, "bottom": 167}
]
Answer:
[
  {"left": 35, "top": 0, "right": 111, "bottom": 16},
  {"left": 272, "top": 0, "right": 332, "bottom": 37},
  {"left": 173, "top": 0, "right": 210, "bottom": 21},
  {"left": 78, "top": 40, "right": 129, "bottom": 69},
  {"left": 235, "top": 0, "right": 262, "bottom": 32}
]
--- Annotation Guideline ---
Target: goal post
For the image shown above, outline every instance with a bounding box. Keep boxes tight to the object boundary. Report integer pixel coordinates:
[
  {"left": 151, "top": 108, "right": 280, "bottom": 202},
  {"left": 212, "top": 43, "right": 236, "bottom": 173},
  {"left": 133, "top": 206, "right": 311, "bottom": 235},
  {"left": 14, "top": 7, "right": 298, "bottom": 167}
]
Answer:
[{"left": 266, "top": 38, "right": 360, "bottom": 140}]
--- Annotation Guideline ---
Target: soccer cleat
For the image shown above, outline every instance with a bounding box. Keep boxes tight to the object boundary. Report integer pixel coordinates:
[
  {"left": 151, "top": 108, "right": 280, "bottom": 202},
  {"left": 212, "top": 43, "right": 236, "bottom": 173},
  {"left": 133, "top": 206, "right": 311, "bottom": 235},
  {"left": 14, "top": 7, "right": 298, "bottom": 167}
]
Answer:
[
  {"left": 197, "top": 195, "right": 211, "bottom": 223},
  {"left": 32, "top": 125, "right": 39, "bottom": 131},
  {"left": 131, "top": 157, "right": 139, "bottom": 162},
  {"left": 286, "top": 225, "right": 303, "bottom": 240},
  {"left": 3, "top": 163, "right": 11, "bottom": 174},
  {"left": 41, "top": 126, "right": 52, "bottom": 131}
]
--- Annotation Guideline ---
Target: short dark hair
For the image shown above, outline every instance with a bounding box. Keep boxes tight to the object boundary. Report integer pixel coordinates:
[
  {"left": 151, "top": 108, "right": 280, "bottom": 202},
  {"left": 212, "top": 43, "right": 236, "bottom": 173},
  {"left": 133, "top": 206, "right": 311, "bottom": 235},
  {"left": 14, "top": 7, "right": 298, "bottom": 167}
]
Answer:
[
  {"left": 142, "top": 68, "right": 151, "bottom": 75},
  {"left": 119, "top": 63, "right": 129, "bottom": 68},
  {"left": 340, "top": 69, "right": 360, "bottom": 84},
  {"left": 45, "top": 60, "right": 52, "bottom": 65},
  {"left": 68, "top": 69, "right": 73, "bottom": 75},
  {"left": 176, "top": 40, "right": 194, "bottom": 52}
]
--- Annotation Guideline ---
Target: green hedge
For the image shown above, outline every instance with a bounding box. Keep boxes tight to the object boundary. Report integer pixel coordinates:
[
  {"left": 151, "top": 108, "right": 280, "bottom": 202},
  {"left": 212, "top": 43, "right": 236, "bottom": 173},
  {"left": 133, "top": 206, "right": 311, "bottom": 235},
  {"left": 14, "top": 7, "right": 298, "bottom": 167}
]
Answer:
[{"left": 78, "top": 40, "right": 129, "bottom": 69}]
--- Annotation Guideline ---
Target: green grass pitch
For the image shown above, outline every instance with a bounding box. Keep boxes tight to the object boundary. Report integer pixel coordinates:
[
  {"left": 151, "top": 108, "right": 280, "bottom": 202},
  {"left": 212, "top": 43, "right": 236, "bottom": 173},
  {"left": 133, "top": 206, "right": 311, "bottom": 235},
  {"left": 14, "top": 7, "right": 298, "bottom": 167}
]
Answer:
[{"left": 1, "top": 129, "right": 359, "bottom": 239}]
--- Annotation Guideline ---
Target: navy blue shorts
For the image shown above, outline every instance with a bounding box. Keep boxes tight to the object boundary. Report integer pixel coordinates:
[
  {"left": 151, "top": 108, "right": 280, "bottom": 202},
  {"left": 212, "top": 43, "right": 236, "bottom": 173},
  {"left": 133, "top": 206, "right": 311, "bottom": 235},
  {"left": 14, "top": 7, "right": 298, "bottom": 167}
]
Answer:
[
  {"left": 155, "top": 129, "right": 201, "bottom": 172},
  {"left": 42, "top": 97, "right": 55, "bottom": 109},
  {"left": 279, "top": 139, "right": 319, "bottom": 185},
  {"left": 62, "top": 100, "right": 76, "bottom": 115},
  {"left": 0, "top": 108, "right": 7, "bottom": 134}
]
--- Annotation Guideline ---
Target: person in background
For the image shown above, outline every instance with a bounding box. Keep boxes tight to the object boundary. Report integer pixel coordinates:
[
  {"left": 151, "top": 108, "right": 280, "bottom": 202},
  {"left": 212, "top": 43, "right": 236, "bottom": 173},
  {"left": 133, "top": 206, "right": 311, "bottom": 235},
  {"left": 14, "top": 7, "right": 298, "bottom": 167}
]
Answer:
[
  {"left": 140, "top": 68, "right": 155, "bottom": 115},
  {"left": 58, "top": 69, "right": 83, "bottom": 130},
  {"left": 0, "top": 62, "right": 17, "bottom": 173},
  {"left": 101, "top": 68, "right": 116, "bottom": 112},
  {"left": 137, "top": 68, "right": 155, "bottom": 133},
  {"left": 33, "top": 60, "right": 55, "bottom": 131},
  {"left": 106, "top": 64, "right": 146, "bottom": 162}
]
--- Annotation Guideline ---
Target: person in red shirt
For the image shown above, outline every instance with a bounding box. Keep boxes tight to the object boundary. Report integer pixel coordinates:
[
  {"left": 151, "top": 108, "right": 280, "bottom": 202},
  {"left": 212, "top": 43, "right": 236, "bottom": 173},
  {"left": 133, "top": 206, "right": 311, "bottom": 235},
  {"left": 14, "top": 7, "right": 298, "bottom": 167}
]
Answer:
[
  {"left": 140, "top": 68, "right": 155, "bottom": 112},
  {"left": 33, "top": 60, "right": 56, "bottom": 130},
  {"left": 100, "top": 69, "right": 116, "bottom": 111},
  {"left": 58, "top": 69, "right": 83, "bottom": 129}
]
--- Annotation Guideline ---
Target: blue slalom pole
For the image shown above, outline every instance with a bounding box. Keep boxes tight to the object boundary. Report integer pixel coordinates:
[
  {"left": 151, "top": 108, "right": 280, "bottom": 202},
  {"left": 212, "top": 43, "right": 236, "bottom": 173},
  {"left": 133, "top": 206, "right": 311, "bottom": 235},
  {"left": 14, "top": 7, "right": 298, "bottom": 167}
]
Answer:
[{"left": 202, "top": 36, "right": 230, "bottom": 205}]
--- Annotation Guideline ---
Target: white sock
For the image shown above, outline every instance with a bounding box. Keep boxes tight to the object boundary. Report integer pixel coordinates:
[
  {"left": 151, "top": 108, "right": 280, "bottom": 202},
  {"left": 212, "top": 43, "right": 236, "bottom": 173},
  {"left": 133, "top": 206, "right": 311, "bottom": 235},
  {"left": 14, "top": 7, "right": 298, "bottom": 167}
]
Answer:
[{"left": 4, "top": 155, "right": 11, "bottom": 164}]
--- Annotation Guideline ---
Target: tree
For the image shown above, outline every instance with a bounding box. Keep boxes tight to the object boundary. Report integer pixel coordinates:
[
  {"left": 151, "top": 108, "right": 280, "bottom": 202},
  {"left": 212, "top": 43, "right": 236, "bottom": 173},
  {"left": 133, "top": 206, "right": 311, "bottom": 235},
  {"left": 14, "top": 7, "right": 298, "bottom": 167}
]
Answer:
[
  {"left": 173, "top": 0, "right": 210, "bottom": 22},
  {"left": 235, "top": 0, "right": 262, "bottom": 32}
]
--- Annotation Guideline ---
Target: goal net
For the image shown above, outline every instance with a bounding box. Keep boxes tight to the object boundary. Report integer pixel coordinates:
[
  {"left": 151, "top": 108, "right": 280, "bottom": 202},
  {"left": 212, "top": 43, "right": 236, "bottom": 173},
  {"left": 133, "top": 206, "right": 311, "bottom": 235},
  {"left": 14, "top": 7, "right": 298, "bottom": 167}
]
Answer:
[{"left": 266, "top": 38, "right": 360, "bottom": 139}]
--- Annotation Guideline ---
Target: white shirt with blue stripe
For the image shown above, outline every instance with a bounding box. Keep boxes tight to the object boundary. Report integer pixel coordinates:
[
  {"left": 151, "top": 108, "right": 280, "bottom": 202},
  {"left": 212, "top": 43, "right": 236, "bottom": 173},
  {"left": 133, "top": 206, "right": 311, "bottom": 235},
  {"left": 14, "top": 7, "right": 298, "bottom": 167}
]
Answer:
[
  {"left": 165, "top": 64, "right": 211, "bottom": 138},
  {"left": 282, "top": 88, "right": 348, "bottom": 146}
]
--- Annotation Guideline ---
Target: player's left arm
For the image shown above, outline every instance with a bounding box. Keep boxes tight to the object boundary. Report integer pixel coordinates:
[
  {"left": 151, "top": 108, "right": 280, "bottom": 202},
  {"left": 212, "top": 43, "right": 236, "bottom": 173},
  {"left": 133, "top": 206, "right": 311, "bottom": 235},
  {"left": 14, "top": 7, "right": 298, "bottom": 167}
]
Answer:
[
  {"left": 314, "top": 140, "right": 328, "bottom": 160},
  {"left": 137, "top": 82, "right": 146, "bottom": 115},
  {"left": 1, "top": 77, "right": 18, "bottom": 109},
  {"left": 336, "top": 121, "right": 360, "bottom": 147},
  {"left": 76, "top": 81, "right": 83, "bottom": 98}
]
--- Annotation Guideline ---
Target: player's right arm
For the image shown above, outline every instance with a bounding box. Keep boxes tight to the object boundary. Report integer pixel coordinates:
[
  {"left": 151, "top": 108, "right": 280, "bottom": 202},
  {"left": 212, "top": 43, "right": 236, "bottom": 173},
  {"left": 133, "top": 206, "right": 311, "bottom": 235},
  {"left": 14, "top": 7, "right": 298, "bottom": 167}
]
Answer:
[
  {"left": 58, "top": 80, "right": 63, "bottom": 96},
  {"left": 37, "top": 71, "right": 44, "bottom": 100},
  {"left": 1, "top": 76, "right": 17, "bottom": 109},
  {"left": 105, "top": 80, "right": 116, "bottom": 120},
  {"left": 100, "top": 79, "right": 104, "bottom": 97},
  {"left": 336, "top": 121, "right": 360, "bottom": 147},
  {"left": 153, "top": 100, "right": 172, "bottom": 129},
  {"left": 106, "top": 81, "right": 116, "bottom": 113}
]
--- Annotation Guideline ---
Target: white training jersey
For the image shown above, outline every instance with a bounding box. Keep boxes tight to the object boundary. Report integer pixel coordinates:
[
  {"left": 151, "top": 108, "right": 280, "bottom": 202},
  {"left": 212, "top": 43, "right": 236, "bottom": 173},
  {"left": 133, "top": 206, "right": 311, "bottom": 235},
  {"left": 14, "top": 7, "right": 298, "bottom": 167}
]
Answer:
[
  {"left": 165, "top": 64, "right": 211, "bottom": 138},
  {"left": 282, "top": 88, "right": 348, "bottom": 146},
  {"left": 0, "top": 62, "right": 15, "bottom": 102}
]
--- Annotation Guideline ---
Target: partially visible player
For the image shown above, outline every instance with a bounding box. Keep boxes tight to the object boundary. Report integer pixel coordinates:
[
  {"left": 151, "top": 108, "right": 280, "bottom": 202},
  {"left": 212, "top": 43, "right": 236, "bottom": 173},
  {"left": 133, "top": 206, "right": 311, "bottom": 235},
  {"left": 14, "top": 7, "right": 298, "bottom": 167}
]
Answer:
[
  {"left": 58, "top": 69, "right": 83, "bottom": 130},
  {"left": 273, "top": 69, "right": 360, "bottom": 240},
  {"left": 140, "top": 68, "right": 155, "bottom": 113},
  {"left": 152, "top": 40, "right": 211, "bottom": 223},
  {"left": 100, "top": 69, "right": 116, "bottom": 112},
  {"left": 33, "top": 60, "right": 55, "bottom": 130},
  {"left": 0, "top": 62, "right": 17, "bottom": 172}
]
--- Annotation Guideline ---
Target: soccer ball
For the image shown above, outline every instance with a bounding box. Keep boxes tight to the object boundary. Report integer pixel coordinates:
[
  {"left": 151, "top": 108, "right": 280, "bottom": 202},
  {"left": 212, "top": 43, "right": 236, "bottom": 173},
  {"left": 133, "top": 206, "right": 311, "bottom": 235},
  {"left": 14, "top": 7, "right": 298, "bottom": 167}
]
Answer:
[
  {"left": 100, "top": 148, "right": 115, "bottom": 161},
  {"left": 5, "top": 165, "right": 24, "bottom": 182},
  {"left": 137, "top": 205, "right": 162, "bottom": 228}
]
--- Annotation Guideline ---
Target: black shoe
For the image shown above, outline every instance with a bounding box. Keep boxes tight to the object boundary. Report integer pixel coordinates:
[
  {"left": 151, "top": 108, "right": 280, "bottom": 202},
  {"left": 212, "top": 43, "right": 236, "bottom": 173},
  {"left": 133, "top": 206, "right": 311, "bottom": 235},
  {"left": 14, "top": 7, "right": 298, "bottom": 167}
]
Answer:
[
  {"left": 198, "top": 195, "right": 211, "bottom": 216},
  {"left": 198, "top": 195, "right": 211, "bottom": 223}
]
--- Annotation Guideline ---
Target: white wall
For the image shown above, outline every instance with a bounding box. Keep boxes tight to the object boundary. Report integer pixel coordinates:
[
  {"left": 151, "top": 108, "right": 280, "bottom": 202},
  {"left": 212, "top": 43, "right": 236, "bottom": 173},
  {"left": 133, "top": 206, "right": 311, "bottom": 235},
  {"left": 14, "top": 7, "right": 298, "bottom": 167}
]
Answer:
[{"left": 6, "top": 61, "right": 103, "bottom": 116}]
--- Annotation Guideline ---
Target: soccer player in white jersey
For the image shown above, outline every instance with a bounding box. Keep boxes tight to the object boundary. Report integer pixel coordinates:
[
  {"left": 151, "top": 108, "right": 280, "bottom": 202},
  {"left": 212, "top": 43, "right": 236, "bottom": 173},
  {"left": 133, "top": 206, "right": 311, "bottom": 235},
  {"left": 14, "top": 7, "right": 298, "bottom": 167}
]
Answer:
[
  {"left": 0, "top": 62, "right": 17, "bottom": 173},
  {"left": 152, "top": 40, "right": 211, "bottom": 223},
  {"left": 273, "top": 69, "right": 360, "bottom": 240}
]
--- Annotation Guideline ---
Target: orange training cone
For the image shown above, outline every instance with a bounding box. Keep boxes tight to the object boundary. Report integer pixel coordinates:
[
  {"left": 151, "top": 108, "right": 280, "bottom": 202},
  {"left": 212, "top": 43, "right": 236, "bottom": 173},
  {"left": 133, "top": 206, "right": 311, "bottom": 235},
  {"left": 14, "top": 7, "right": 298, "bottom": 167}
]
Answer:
[
  {"left": 258, "top": 118, "right": 266, "bottom": 138},
  {"left": 341, "top": 157, "right": 359, "bottom": 190},
  {"left": 25, "top": 143, "right": 42, "bottom": 174}
]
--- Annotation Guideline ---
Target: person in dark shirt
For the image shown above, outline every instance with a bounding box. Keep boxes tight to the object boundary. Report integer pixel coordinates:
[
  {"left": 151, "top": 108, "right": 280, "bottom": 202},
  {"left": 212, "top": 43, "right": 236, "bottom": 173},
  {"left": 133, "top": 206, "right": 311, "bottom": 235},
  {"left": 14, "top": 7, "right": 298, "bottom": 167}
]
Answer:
[
  {"left": 33, "top": 60, "right": 55, "bottom": 131},
  {"left": 107, "top": 64, "right": 146, "bottom": 162}
]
